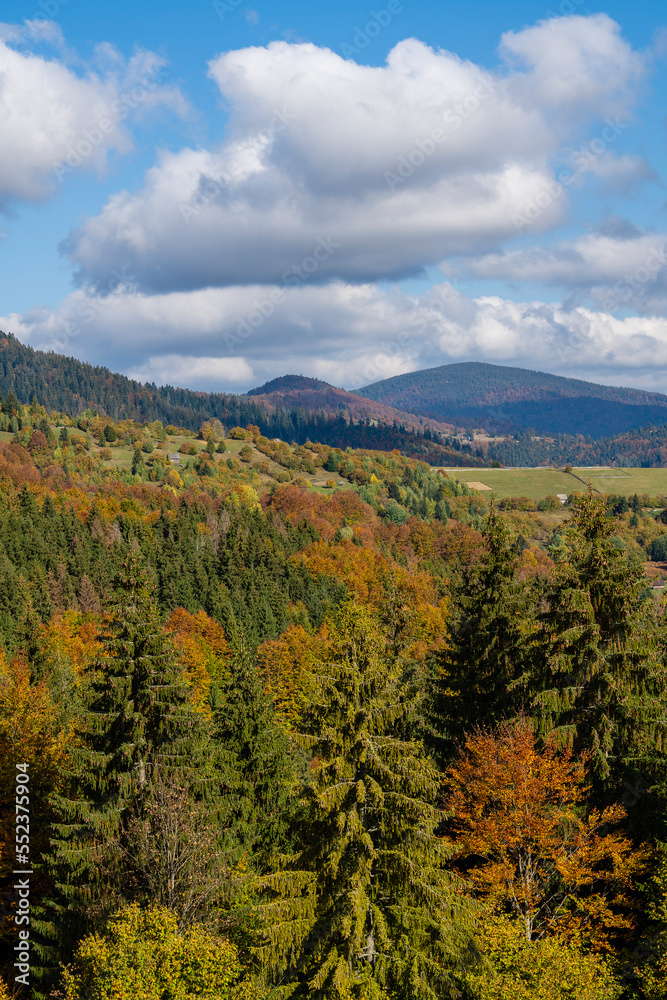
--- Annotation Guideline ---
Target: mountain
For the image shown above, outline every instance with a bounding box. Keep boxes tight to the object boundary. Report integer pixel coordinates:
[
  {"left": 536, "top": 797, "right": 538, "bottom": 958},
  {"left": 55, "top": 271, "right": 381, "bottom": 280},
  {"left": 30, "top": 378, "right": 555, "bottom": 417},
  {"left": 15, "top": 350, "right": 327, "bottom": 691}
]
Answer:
[
  {"left": 247, "top": 374, "right": 457, "bottom": 434},
  {"left": 0, "top": 333, "right": 484, "bottom": 466},
  {"left": 355, "top": 362, "right": 667, "bottom": 438}
]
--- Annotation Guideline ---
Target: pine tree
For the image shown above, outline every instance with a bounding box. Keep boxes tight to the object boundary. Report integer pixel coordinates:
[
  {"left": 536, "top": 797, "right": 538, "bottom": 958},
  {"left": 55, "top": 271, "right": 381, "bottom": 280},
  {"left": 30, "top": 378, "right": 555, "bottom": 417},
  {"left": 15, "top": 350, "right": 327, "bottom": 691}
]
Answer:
[
  {"left": 34, "top": 551, "right": 225, "bottom": 981},
  {"left": 428, "top": 502, "right": 532, "bottom": 764},
  {"left": 530, "top": 489, "right": 664, "bottom": 785},
  {"left": 258, "top": 602, "right": 474, "bottom": 1000},
  {"left": 213, "top": 642, "right": 298, "bottom": 866},
  {"left": 77, "top": 573, "right": 101, "bottom": 614}
]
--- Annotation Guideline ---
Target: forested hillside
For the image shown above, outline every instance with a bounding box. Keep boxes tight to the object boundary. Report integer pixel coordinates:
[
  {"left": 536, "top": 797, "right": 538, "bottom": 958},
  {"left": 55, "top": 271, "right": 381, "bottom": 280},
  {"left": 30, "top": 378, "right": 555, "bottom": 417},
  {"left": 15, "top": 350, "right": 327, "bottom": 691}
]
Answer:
[
  {"left": 357, "top": 361, "right": 667, "bottom": 437},
  {"left": 0, "top": 333, "right": 484, "bottom": 467},
  {"left": 485, "top": 423, "right": 667, "bottom": 468},
  {"left": 2, "top": 389, "right": 667, "bottom": 997}
]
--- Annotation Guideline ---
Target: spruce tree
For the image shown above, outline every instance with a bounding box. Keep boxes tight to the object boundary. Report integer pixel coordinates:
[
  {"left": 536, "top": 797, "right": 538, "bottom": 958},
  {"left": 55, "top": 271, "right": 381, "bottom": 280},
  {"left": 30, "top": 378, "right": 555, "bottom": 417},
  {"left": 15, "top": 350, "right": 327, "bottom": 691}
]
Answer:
[
  {"left": 530, "top": 489, "right": 664, "bottom": 785},
  {"left": 213, "top": 642, "right": 298, "bottom": 866},
  {"left": 258, "top": 602, "right": 474, "bottom": 1000},
  {"left": 428, "top": 502, "right": 532, "bottom": 764},
  {"left": 34, "top": 551, "right": 225, "bottom": 980}
]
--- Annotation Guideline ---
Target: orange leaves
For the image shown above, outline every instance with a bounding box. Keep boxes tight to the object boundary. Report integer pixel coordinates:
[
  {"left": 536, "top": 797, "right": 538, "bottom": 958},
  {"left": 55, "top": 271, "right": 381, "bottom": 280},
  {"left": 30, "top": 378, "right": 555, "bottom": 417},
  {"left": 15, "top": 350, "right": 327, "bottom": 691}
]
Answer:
[
  {"left": 262, "top": 485, "right": 377, "bottom": 542},
  {"left": 0, "top": 653, "right": 71, "bottom": 879},
  {"left": 0, "top": 652, "right": 71, "bottom": 774},
  {"left": 432, "top": 519, "right": 484, "bottom": 565},
  {"left": 445, "top": 718, "right": 647, "bottom": 950},
  {"left": 295, "top": 541, "right": 390, "bottom": 607},
  {"left": 167, "top": 608, "right": 232, "bottom": 708},
  {"left": 37, "top": 610, "right": 105, "bottom": 678}
]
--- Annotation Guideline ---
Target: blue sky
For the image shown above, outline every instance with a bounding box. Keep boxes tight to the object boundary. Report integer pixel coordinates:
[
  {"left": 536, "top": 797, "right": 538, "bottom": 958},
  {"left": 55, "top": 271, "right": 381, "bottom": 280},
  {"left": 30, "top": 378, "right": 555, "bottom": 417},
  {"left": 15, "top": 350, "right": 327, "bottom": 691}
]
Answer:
[{"left": 1, "top": 0, "right": 667, "bottom": 392}]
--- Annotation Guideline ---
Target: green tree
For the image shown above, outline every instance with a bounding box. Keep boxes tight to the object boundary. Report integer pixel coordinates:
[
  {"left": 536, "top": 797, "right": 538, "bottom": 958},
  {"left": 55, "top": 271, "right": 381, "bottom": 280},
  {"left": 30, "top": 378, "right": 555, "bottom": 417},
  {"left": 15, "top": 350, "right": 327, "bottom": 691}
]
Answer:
[
  {"left": 530, "top": 490, "right": 664, "bottom": 785},
  {"left": 429, "top": 502, "right": 532, "bottom": 763},
  {"left": 461, "top": 914, "right": 621, "bottom": 1000},
  {"left": 258, "top": 602, "right": 474, "bottom": 1000},
  {"left": 213, "top": 644, "right": 298, "bottom": 866},
  {"left": 36, "top": 552, "right": 226, "bottom": 978}
]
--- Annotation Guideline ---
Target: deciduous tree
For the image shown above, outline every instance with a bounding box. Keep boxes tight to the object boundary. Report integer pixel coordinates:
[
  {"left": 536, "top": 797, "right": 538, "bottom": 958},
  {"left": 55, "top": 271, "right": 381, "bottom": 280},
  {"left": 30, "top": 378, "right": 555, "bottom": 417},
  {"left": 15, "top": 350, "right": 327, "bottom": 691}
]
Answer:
[{"left": 444, "top": 718, "right": 647, "bottom": 951}]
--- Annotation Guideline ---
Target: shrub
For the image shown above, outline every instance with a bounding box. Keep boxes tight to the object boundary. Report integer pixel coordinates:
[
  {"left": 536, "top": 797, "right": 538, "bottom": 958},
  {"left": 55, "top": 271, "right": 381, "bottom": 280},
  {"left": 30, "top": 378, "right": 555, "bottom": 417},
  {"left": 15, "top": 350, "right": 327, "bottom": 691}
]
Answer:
[
  {"left": 228, "top": 427, "right": 248, "bottom": 440},
  {"left": 179, "top": 442, "right": 197, "bottom": 456},
  {"left": 60, "top": 904, "right": 264, "bottom": 1000},
  {"left": 537, "top": 495, "right": 563, "bottom": 512},
  {"left": 239, "top": 445, "right": 254, "bottom": 463},
  {"left": 649, "top": 534, "right": 667, "bottom": 562}
]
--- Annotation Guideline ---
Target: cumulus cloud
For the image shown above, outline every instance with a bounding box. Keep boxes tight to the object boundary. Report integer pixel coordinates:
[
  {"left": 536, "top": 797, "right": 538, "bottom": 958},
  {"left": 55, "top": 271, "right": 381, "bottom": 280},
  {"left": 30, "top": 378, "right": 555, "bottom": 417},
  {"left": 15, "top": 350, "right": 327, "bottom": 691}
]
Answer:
[
  {"left": 448, "top": 224, "right": 667, "bottom": 313},
  {"left": 127, "top": 355, "right": 254, "bottom": 390},
  {"left": 0, "top": 27, "right": 188, "bottom": 205},
  {"left": 499, "top": 14, "right": 645, "bottom": 121},
  {"left": 62, "top": 15, "right": 648, "bottom": 293},
  {"left": 5, "top": 278, "right": 667, "bottom": 395}
]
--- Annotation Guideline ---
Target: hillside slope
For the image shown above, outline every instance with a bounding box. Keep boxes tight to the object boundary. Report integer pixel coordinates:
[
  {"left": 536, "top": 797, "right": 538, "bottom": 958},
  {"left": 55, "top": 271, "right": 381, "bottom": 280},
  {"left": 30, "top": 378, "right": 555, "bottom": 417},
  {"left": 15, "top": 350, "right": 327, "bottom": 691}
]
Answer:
[
  {"left": 356, "top": 362, "right": 667, "bottom": 437},
  {"left": 0, "top": 333, "right": 484, "bottom": 466},
  {"left": 247, "top": 374, "right": 456, "bottom": 434}
]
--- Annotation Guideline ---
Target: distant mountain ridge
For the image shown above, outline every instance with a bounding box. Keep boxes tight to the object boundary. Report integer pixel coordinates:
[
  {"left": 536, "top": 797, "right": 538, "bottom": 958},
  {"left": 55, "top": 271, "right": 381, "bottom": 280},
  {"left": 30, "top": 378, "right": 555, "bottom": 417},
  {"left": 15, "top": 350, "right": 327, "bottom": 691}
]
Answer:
[
  {"left": 0, "top": 333, "right": 483, "bottom": 466},
  {"left": 247, "top": 374, "right": 457, "bottom": 434},
  {"left": 355, "top": 362, "right": 667, "bottom": 438}
]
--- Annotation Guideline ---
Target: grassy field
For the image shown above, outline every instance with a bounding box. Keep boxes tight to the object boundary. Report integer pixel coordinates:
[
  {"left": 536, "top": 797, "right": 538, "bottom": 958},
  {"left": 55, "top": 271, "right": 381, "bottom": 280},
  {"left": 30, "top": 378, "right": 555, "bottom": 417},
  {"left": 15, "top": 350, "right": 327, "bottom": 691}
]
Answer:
[{"left": 439, "top": 467, "right": 667, "bottom": 501}]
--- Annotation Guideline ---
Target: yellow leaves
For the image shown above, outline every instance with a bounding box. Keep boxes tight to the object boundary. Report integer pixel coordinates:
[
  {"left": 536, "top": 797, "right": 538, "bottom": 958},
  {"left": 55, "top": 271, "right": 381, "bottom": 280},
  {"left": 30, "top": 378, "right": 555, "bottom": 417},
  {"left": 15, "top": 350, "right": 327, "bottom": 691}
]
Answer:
[
  {"left": 0, "top": 654, "right": 70, "bottom": 784},
  {"left": 228, "top": 483, "right": 261, "bottom": 509},
  {"left": 257, "top": 622, "right": 329, "bottom": 730},
  {"left": 37, "top": 609, "right": 106, "bottom": 678},
  {"left": 60, "top": 903, "right": 265, "bottom": 1000},
  {"left": 0, "top": 652, "right": 71, "bottom": 882},
  {"left": 464, "top": 912, "right": 621, "bottom": 1000}
]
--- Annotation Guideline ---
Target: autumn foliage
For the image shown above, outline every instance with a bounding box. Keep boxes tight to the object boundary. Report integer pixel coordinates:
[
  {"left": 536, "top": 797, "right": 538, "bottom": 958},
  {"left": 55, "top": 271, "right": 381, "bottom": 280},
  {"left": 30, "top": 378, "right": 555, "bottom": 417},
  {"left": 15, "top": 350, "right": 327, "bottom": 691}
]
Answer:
[{"left": 445, "top": 718, "right": 648, "bottom": 951}]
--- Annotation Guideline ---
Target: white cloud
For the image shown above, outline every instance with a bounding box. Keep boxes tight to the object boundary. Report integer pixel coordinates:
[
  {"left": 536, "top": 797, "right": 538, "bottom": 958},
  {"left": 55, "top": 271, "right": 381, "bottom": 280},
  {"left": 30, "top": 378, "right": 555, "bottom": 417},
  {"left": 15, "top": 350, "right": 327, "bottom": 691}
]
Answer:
[
  {"left": 5, "top": 278, "right": 667, "bottom": 394},
  {"left": 500, "top": 14, "right": 644, "bottom": 120},
  {"left": 127, "top": 354, "right": 254, "bottom": 389},
  {"left": 62, "top": 15, "right": 648, "bottom": 293},
  {"left": 448, "top": 225, "right": 667, "bottom": 313},
  {"left": 0, "top": 28, "right": 188, "bottom": 205}
]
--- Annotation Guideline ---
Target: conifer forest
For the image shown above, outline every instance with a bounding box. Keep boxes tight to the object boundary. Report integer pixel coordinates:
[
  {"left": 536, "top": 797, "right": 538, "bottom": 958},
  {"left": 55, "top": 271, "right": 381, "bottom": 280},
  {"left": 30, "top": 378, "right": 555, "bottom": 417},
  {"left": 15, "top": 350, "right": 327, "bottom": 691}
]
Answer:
[{"left": 3, "top": 392, "right": 667, "bottom": 999}]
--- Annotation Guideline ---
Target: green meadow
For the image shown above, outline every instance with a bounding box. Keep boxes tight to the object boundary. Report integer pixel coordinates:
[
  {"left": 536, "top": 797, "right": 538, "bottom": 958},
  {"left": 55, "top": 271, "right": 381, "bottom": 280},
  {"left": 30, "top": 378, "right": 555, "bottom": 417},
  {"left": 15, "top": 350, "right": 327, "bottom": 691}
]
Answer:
[{"left": 439, "top": 466, "right": 667, "bottom": 501}]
